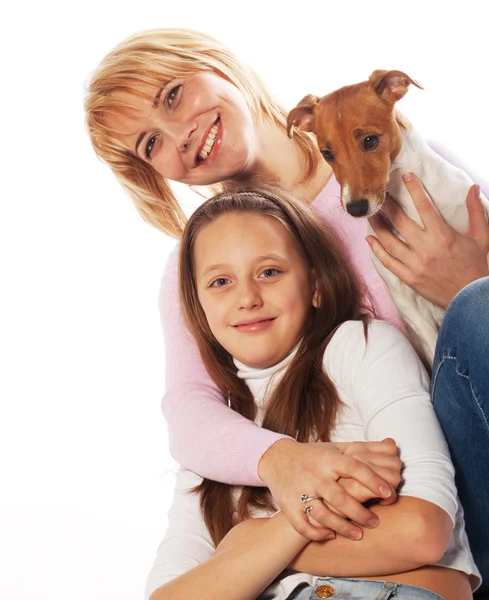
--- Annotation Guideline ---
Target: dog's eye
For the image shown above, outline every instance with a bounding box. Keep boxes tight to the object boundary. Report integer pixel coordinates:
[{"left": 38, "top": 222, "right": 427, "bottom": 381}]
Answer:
[
  {"left": 363, "top": 135, "right": 379, "bottom": 151},
  {"left": 321, "top": 149, "right": 335, "bottom": 162}
]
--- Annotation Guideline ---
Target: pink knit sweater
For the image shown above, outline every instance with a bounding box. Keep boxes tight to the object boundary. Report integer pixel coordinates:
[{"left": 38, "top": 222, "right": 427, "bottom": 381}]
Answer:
[{"left": 160, "top": 147, "right": 487, "bottom": 486}]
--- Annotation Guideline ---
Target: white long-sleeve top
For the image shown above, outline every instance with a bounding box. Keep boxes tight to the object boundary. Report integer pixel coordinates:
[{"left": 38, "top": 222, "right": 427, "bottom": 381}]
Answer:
[{"left": 146, "top": 320, "right": 480, "bottom": 599}]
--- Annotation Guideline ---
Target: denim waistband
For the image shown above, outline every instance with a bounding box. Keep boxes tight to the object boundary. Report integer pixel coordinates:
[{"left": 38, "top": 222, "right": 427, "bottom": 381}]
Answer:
[{"left": 287, "top": 577, "right": 446, "bottom": 600}]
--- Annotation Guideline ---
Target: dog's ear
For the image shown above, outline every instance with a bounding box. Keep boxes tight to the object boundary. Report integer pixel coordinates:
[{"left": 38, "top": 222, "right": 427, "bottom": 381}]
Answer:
[
  {"left": 287, "top": 94, "right": 320, "bottom": 137},
  {"left": 369, "top": 70, "right": 423, "bottom": 105}
]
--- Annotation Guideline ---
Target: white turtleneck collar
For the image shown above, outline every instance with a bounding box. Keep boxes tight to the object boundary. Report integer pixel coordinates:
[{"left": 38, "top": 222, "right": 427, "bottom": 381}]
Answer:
[{"left": 233, "top": 344, "right": 299, "bottom": 381}]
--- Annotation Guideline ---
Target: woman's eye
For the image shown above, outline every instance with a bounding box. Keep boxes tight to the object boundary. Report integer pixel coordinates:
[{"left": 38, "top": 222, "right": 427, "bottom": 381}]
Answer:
[
  {"left": 210, "top": 277, "right": 230, "bottom": 288},
  {"left": 165, "top": 85, "right": 182, "bottom": 109},
  {"left": 145, "top": 134, "right": 159, "bottom": 159},
  {"left": 260, "top": 268, "right": 280, "bottom": 278}
]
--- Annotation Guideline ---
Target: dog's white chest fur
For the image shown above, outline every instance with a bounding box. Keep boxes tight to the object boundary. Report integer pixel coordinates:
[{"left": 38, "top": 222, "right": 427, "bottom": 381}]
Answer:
[{"left": 368, "top": 127, "right": 489, "bottom": 367}]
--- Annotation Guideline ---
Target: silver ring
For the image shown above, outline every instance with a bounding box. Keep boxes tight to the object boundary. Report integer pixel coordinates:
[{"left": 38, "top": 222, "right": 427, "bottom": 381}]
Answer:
[
  {"left": 304, "top": 505, "right": 313, "bottom": 515},
  {"left": 300, "top": 494, "right": 321, "bottom": 503}
]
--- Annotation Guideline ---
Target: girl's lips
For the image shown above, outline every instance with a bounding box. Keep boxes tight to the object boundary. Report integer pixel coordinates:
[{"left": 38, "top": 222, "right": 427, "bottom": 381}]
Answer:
[{"left": 233, "top": 318, "right": 276, "bottom": 333}]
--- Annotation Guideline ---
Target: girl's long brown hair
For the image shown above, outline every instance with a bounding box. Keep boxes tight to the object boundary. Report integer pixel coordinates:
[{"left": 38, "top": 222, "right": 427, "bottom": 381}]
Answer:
[{"left": 179, "top": 182, "right": 372, "bottom": 545}]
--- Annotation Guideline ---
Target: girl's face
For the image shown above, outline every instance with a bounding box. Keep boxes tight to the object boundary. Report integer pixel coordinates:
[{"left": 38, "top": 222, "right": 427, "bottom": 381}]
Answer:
[
  {"left": 106, "top": 72, "right": 258, "bottom": 185},
  {"left": 193, "top": 212, "right": 317, "bottom": 369}
]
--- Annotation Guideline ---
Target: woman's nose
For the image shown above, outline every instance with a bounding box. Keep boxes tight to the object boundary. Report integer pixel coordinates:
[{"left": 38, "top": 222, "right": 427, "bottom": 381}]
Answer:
[{"left": 167, "top": 119, "right": 198, "bottom": 151}]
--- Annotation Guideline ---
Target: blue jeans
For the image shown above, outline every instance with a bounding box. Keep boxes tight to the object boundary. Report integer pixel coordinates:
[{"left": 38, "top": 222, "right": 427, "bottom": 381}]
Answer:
[
  {"left": 432, "top": 276, "right": 489, "bottom": 596},
  {"left": 287, "top": 578, "right": 445, "bottom": 599}
]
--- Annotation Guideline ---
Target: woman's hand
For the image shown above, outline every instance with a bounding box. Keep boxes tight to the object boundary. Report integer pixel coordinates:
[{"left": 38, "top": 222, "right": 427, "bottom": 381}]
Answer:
[
  {"left": 367, "top": 174, "right": 489, "bottom": 308},
  {"left": 335, "top": 439, "right": 402, "bottom": 508},
  {"left": 257, "top": 438, "right": 401, "bottom": 541}
]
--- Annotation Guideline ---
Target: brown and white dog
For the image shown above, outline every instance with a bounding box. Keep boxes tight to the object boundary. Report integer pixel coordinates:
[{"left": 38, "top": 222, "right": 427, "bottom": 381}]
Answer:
[{"left": 287, "top": 70, "right": 489, "bottom": 366}]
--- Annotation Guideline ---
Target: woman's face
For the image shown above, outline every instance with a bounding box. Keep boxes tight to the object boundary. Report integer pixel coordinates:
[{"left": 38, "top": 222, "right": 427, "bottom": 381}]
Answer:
[
  {"left": 193, "top": 211, "right": 317, "bottom": 369},
  {"left": 106, "top": 72, "right": 259, "bottom": 185}
]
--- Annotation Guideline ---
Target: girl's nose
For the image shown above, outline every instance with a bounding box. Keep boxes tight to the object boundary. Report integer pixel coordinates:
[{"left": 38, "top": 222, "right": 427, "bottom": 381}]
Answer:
[{"left": 238, "top": 280, "right": 263, "bottom": 310}]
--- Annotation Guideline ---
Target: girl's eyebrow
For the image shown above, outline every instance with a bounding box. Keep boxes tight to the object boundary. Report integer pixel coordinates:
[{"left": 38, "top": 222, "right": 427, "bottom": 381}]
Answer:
[
  {"left": 201, "top": 263, "right": 230, "bottom": 277},
  {"left": 201, "top": 254, "right": 287, "bottom": 278},
  {"left": 134, "top": 88, "right": 165, "bottom": 154}
]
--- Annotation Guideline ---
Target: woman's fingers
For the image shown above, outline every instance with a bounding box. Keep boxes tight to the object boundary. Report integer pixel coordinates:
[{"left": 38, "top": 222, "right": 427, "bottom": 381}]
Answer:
[
  {"left": 467, "top": 184, "right": 489, "bottom": 249},
  {"left": 400, "top": 173, "right": 448, "bottom": 234},
  {"left": 287, "top": 510, "right": 336, "bottom": 542},
  {"left": 259, "top": 439, "right": 398, "bottom": 541},
  {"left": 301, "top": 496, "right": 366, "bottom": 540},
  {"left": 338, "top": 477, "right": 397, "bottom": 507},
  {"left": 335, "top": 437, "right": 398, "bottom": 457},
  {"left": 337, "top": 439, "right": 401, "bottom": 483},
  {"left": 365, "top": 228, "right": 413, "bottom": 284}
]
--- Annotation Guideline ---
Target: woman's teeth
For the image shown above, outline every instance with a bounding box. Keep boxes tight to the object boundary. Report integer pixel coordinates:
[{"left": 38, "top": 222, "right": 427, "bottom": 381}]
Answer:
[{"left": 198, "top": 120, "right": 219, "bottom": 161}]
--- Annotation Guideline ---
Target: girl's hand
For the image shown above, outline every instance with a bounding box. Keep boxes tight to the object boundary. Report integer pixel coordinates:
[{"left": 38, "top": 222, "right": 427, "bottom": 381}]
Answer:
[
  {"left": 257, "top": 438, "right": 400, "bottom": 541},
  {"left": 367, "top": 174, "right": 489, "bottom": 308}
]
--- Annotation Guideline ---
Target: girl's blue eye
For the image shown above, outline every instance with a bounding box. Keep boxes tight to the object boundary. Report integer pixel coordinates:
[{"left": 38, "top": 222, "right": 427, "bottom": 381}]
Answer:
[
  {"left": 260, "top": 268, "right": 279, "bottom": 278},
  {"left": 210, "top": 277, "right": 230, "bottom": 287}
]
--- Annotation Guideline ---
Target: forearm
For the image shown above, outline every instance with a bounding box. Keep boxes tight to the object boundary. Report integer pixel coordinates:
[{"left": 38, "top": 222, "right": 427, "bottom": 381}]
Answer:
[
  {"left": 289, "top": 496, "right": 452, "bottom": 577},
  {"left": 149, "top": 513, "right": 307, "bottom": 600},
  {"left": 164, "top": 383, "right": 288, "bottom": 484}
]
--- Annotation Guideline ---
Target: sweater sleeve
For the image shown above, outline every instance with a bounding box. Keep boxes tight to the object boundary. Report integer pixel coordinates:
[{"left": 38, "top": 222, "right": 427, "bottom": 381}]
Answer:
[
  {"left": 159, "top": 246, "right": 289, "bottom": 485},
  {"left": 326, "top": 320, "right": 458, "bottom": 524}
]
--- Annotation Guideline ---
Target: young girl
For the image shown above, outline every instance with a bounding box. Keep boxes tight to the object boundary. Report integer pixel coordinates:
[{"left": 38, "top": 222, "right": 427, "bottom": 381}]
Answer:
[
  {"left": 85, "top": 28, "right": 489, "bottom": 586},
  {"left": 146, "top": 185, "right": 479, "bottom": 600}
]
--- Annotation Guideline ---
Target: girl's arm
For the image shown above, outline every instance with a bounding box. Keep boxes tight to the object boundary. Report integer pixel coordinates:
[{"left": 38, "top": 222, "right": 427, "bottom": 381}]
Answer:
[
  {"left": 150, "top": 513, "right": 307, "bottom": 600},
  {"left": 288, "top": 320, "right": 457, "bottom": 576},
  {"left": 146, "top": 470, "right": 308, "bottom": 600},
  {"left": 289, "top": 496, "right": 450, "bottom": 576}
]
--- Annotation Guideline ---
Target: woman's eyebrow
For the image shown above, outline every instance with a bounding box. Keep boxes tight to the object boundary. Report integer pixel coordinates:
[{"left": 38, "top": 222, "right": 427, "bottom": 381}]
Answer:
[
  {"left": 135, "top": 132, "right": 146, "bottom": 155},
  {"left": 152, "top": 87, "right": 164, "bottom": 108}
]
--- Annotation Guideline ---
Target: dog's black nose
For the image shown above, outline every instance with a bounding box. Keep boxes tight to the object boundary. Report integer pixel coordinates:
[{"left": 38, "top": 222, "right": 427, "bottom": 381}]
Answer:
[{"left": 346, "top": 199, "right": 369, "bottom": 217}]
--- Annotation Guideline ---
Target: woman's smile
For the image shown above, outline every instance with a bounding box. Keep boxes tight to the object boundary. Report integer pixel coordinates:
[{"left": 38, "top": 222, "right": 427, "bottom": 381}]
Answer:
[{"left": 197, "top": 118, "right": 221, "bottom": 163}]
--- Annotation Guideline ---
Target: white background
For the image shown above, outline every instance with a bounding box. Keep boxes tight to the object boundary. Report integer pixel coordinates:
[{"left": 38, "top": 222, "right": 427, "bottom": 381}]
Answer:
[{"left": 1, "top": 1, "right": 487, "bottom": 598}]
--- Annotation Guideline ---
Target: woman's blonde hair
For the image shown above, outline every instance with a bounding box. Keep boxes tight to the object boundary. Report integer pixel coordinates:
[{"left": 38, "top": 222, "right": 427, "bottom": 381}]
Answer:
[{"left": 85, "top": 28, "right": 320, "bottom": 238}]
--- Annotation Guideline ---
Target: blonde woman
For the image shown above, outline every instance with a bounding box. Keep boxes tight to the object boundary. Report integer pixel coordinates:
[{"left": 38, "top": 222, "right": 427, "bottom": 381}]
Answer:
[{"left": 85, "top": 28, "right": 489, "bottom": 592}]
